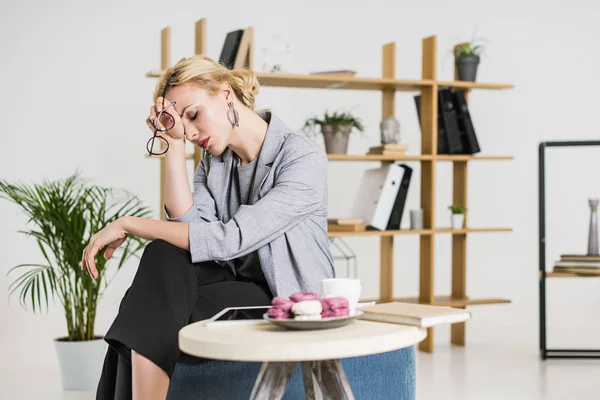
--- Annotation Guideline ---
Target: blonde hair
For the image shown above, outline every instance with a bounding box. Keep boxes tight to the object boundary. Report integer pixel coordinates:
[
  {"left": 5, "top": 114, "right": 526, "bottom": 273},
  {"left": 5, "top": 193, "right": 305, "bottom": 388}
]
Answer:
[{"left": 153, "top": 54, "right": 260, "bottom": 109}]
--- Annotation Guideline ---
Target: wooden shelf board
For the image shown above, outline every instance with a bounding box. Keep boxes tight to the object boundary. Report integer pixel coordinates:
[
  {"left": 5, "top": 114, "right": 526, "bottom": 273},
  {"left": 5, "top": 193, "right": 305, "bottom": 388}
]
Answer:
[
  {"left": 145, "top": 153, "right": 513, "bottom": 162},
  {"left": 438, "top": 81, "right": 515, "bottom": 90},
  {"left": 147, "top": 70, "right": 512, "bottom": 92},
  {"left": 255, "top": 73, "right": 434, "bottom": 92},
  {"left": 329, "top": 227, "right": 512, "bottom": 237},
  {"left": 327, "top": 154, "right": 434, "bottom": 162},
  {"left": 435, "top": 227, "right": 513, "bottom": 234},
  {"left": 435, "top": 155, "right": 514, "bottom": 161},
  {"left": 328, "top": 229, "right": 433, "bottom": 238},
  {"left": 391, "top": 296, "right": 511, "bottom": 307}
]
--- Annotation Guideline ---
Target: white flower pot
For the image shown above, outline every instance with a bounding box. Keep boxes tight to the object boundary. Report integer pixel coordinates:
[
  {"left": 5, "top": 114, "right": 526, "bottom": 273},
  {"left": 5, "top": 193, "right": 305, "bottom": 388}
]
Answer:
[
  {"left": 451, "top": 213, "right": 465, "bottom": 229},
  {"left": 54, "top": 336, "right": 107, "bottom": 390}
]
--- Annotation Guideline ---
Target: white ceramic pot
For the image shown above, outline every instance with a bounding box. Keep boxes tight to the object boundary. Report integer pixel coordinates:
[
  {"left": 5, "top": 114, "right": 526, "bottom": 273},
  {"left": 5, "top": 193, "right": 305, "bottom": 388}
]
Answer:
[
  {"left": 54, "top": 336, "right": 107, "bottom": 390},
  {"left": 451, "top": 213, "right": 465, "bottom": 229}
]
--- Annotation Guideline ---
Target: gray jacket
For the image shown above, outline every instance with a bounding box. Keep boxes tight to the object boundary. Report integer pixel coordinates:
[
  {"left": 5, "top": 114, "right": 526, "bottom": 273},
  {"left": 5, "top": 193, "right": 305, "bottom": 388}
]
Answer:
[{"left": 164, "top": 110, "right": 335, "bottom": 297}]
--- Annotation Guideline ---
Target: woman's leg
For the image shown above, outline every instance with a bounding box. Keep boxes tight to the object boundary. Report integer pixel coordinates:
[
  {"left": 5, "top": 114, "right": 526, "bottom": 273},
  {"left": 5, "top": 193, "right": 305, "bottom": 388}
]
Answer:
[{"left": 96, "top": 239, "right": 235, "bottom": 400}]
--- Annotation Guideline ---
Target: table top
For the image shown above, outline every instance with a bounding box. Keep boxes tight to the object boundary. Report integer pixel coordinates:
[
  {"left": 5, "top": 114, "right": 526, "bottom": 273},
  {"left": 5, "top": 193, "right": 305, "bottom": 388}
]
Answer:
[{"left": 179, "top": 319, "right": 427, "bottom": 362}]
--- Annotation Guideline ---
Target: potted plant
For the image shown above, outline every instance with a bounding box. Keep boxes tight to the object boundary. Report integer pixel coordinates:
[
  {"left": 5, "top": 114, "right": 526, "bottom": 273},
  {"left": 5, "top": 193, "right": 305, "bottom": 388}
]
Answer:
[
  {"left": 302, "top": 109, "right": 364, "bottom": 154},
  {"left": 0, "top": 171, "right": 151, "bottom": 390},
  {"left": 453, "top": 28, "right": 486, "bottom": 82},
  {"left": 449, "top": 205, "right": 468, "bottom": 229}
]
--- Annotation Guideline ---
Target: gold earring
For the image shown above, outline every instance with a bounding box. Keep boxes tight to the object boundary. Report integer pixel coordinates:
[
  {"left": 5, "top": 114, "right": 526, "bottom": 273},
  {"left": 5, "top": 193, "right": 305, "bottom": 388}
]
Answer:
[{"left": 227, "top": 101, "right": 239, "bottom": 127}]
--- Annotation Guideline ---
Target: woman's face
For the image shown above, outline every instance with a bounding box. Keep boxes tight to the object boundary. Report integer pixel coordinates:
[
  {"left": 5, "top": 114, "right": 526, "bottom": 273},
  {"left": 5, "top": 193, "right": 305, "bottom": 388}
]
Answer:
[{"left": 166, "top": 82, "right": 232, "bottom": 155}]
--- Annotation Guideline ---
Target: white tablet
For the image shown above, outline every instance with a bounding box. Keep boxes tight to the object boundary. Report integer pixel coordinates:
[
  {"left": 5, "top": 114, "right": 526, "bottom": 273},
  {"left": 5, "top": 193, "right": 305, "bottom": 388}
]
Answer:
[{"left": 204, "top": 306, "right": 271, "bottom": 327}]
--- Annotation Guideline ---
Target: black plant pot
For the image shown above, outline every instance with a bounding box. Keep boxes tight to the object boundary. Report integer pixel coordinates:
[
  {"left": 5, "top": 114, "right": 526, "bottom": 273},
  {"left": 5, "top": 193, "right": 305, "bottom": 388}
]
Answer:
[{"left": 455, "top": 55, "right": 480, "bottom": 82}]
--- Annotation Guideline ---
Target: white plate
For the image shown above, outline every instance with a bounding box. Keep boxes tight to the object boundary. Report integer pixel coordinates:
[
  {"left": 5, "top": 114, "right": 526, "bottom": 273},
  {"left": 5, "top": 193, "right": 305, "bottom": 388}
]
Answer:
[{"left": 263, "top": 310, "right": 364, "bottom": 330}]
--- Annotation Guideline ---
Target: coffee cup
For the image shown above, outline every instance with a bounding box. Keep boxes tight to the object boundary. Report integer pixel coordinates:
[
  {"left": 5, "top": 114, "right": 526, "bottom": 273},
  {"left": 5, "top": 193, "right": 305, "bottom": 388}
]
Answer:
[{"left": 321, "top": 278, "right": 362, "bottom": 313}]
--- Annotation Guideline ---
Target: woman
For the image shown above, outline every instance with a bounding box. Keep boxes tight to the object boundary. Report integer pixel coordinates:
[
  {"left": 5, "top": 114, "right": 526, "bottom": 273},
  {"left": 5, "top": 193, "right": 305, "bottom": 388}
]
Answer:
[{"left": 83, "top": 54, "right": 335, "bottom": 400}]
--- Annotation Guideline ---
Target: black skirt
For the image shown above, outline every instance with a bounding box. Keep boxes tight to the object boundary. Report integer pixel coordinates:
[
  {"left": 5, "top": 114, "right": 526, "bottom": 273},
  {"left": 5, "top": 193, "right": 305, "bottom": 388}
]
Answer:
[{"left": 96, "top": 239, "right": 273, "bottom": 400}]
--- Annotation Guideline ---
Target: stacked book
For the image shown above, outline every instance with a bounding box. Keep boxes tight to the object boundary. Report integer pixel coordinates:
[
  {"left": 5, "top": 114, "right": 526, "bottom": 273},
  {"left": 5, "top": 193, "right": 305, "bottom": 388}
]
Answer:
[
  {"left": 367, "top": 143, "right": 408, "bottom": 156},
  {"left": 327, "top": 217, "right": 366, "bottom": 232},
  {"left": 553, "top": 254, "right": 600, "bottom": 275}
]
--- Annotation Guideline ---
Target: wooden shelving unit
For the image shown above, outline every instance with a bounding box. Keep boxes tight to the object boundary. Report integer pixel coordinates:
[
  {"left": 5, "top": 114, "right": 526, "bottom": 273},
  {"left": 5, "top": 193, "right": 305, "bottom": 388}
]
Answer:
[{"left": 145, "top": 18, "right": 514, "bottom": 353}]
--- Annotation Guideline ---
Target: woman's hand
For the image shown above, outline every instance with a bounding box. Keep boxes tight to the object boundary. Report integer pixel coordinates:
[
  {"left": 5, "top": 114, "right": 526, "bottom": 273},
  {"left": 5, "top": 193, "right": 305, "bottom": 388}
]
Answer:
[
  {"left": 146, "top": 96, "right": 185, "bottom": 144},
  {"left": 81, "top": 217, "right": 129, "bottom": 279}
]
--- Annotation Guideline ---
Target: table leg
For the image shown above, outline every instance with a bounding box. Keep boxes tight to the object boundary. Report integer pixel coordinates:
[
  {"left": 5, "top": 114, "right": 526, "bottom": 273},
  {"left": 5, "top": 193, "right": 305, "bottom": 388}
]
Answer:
[
  {"left": 249, "top": 362, "right": 297, "bottom": 400},
  {"left": 300, "top": 362, "right": 322, "bottom": 400},
  {"left": 313, "top": 359, "right": 356, "bottom": 400}
]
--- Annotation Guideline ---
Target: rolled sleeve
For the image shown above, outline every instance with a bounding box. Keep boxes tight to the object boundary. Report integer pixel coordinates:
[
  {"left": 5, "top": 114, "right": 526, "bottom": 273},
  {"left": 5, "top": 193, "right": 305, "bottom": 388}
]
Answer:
[
  {"left": 188, "top": 221, "right": 213, "bottom": 263},
  {"left": 164, "top": 204, "right": 197, "bottom": 223}
]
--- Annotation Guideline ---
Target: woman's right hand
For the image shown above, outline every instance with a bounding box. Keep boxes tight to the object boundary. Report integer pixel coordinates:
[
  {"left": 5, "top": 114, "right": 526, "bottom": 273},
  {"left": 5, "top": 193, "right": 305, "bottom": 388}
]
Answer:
[{"left": 146, "top": 96, "right": 185, "bottom": 144}]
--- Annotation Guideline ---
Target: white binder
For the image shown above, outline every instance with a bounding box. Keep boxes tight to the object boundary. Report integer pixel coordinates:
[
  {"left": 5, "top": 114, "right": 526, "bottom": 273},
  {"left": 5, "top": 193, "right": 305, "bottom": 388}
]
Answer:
[{"left": 350, "top": 163, "right": 404, "bottom": 230}]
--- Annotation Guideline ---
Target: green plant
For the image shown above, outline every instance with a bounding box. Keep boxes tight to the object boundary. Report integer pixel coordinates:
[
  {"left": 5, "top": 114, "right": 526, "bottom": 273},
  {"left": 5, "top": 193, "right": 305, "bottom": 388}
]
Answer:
[
  {"left": 452, "top": 26, "right": 487, "bottom": 61},
  {"left": 453, "top": 42, "right": 484, "bottom": 60},
  {"left": 0, "top": 170, "right": 152, "bottom": 341},
  {"left": 302, "top": 109, "right": 365, "bottom": 136},
  {"left": 448, "top": 205, "right": 468, "bottom": 214}
]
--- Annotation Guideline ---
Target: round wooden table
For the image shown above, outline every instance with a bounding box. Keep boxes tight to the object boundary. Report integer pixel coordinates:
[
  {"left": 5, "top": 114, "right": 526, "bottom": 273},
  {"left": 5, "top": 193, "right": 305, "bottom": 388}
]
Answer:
[{"left": 179, "top": 319, "right": 426, "bottom": 399}]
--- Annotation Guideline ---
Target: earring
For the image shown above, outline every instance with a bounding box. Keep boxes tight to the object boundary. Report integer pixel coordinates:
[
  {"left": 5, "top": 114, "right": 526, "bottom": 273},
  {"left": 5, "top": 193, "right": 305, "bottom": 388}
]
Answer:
[{"left": 227, "top": 101, "right": 239, "bottom": 127}]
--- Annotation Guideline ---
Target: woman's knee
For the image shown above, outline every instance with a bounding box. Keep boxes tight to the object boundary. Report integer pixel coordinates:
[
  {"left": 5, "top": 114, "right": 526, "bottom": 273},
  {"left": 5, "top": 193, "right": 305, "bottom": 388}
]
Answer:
[{"left": 142, "top": 239, "right": 185, "bottom": 260}]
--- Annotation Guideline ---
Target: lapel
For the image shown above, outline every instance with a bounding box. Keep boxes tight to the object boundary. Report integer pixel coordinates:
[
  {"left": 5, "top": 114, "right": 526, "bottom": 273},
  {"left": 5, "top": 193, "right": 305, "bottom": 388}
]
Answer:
[{"left": 206, "top": 109, "right": 290, "bottom": 210}]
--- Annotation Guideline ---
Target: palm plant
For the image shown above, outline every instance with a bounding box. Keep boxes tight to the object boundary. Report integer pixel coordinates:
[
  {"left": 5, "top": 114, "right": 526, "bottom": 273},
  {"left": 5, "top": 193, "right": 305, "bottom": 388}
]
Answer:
[{"left": 0, "top": 170, "right": 152, "bottom": 341}]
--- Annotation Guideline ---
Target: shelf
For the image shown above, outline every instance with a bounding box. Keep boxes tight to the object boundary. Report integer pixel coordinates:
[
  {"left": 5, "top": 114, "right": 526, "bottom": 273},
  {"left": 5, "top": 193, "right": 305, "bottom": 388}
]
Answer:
[
  {"left": 438, "top": 81, "right": 515, "bottom": 90},
  {"left": 392, "top": 296, "right": 512, "bottom": 307},
  {"left": 146, "top": 153, "right": 514, "bottom": 162},
  {"left": 328, "top": 229, "right": 433, "bottom": 238},
  {"left": 435, "top": 227, "right": 513, "bottom": 234},
  {"left": 146, "top": 70, "right": 513, "bottom": 92},
  {"left": 435, "top": 155, "right": 514, "bottom": 161},
  {"left": 328, "top": 227, "right": 512, "bottom": 237},
  {"left": 327, "top": 154, "right": 434, "bottom": 162},
  {"left": 255, "top": 72, "right": 433, "bottom": 92}
]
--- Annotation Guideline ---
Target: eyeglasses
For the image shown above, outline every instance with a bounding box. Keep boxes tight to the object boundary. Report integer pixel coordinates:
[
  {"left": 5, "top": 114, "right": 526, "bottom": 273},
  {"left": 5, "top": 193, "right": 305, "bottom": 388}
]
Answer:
[{"left": 147, "top": 79, "right": 177, "bottom": 156}]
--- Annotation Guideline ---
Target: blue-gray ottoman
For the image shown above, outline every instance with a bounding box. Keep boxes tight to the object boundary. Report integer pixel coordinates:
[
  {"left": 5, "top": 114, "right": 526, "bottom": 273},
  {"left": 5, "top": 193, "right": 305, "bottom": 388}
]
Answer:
[{"left": 166, "top": 346, "right": 415, "bottom": 399}]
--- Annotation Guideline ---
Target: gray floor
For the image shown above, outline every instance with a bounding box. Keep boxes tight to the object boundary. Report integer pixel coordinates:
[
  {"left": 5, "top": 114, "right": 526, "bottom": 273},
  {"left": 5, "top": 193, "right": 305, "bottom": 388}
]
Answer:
[{"left": 2, "top": 306, "right": 599, "bottom": 399}]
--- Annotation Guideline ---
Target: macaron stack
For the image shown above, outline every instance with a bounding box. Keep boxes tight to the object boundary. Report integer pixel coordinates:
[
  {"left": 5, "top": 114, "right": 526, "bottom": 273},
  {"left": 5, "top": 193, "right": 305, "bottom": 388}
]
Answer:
[{"left": 267, "top": 291, "right": 350, "bottom": 320}]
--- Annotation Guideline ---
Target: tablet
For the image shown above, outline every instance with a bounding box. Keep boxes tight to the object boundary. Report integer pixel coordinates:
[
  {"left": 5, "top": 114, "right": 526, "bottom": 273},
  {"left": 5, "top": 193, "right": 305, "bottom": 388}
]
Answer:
[{"left": 205, "top": 306, "right": 271, "bottom": 327}]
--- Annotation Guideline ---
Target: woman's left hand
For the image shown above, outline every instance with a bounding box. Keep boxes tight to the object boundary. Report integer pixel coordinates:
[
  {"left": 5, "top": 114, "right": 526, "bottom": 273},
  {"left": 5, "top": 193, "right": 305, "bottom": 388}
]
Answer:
[{"left": 82, "top": 217, "right": 129, "bottom": 279}]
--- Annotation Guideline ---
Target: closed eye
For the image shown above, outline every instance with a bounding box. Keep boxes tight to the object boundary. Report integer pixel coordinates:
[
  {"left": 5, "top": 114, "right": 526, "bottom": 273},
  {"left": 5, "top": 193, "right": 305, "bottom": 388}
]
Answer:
[{"left": 190, "top": 111, "right": 198, "bottom": 121}]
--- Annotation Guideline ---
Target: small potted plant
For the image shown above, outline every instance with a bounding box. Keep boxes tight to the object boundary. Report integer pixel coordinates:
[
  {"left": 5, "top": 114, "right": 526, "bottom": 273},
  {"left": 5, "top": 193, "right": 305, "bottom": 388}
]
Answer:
[
  {"left": 449, "top": 205, "right": 468, "bottom": 229},
  {"left": 453, "top": 28, "right": 486, "bottom": 82},
  {"left": 0, "top": 170, "right": 151, "bottom": 390},
  {"left": 302, "top": 109, "right": 364, "bottom": 154}
]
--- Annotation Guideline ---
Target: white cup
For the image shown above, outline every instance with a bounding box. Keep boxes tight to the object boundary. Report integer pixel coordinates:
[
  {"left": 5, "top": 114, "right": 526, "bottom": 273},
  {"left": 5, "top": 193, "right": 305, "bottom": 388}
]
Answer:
[{"left": 321, "top": 278, "right": 362, "bottom": 310}]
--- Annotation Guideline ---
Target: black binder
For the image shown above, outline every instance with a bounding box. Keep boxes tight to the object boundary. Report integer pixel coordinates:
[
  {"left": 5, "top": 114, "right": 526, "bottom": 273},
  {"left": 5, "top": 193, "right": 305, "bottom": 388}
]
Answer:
[
  {"left": 386, "top": 164, "right": 412, "bottom": 230},
  {"left": 218, "top": 30, "right": 244, "bottom": 70},
  {"left": 438, "top": 88, "right": 464, "bottom": 154},
  {"left": 453, "top": 90, "right": 481, "bottom": 154},
  {"left": 414, "top": 95, "right": 449, "bottom": 154}
]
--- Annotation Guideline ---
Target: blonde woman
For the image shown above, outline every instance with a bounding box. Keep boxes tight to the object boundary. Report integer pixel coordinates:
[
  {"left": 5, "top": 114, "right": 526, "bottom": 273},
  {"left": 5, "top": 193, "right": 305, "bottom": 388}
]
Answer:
[{"left": 83, "top": 54, "right": 335, "bottom": 400}]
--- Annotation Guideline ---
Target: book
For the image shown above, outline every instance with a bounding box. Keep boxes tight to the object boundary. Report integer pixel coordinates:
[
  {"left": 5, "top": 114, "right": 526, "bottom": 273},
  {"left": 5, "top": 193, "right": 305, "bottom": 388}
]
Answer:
[
  {"left": 560, "top": 254, "right": 600, "bottom": 262},
  {"left": 360, "top": 302, "right": 471, "bottom": 328},
  {"left": 309, "top": 69, "right": 357, "bottom": 77},
  {"left": 369, "top": 144, "right": 408, "bottom": 151},
  {"left": 350, "top": 164, "right": 405, "bottom": 231},
  {"left": 327, "top": 223, "right": 366, "bottom": 232},
  {"left": 367, "top": 149, "right": 407, "bottom": 156},
  {"left": 386, "top": 164, "right": 412, "bottom": 230},
  {"left": 328, "top": 218, "right": 364, "bottom": 225},
  {"left": 554, "top": 260, "right": 600, "bottom": 269}
]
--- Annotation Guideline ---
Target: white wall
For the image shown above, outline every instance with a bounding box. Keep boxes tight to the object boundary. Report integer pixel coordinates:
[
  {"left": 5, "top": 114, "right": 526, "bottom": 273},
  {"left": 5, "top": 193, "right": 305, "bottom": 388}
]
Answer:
[{"left": 1, "top": 0, "right": 600, "bottom": 384}]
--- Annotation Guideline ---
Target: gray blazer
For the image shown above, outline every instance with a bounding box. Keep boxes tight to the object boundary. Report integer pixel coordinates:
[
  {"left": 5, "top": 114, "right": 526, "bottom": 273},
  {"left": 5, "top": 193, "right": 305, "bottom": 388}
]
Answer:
[{"left": 164, "top": 110, "right": 335, "bottom": 297}]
